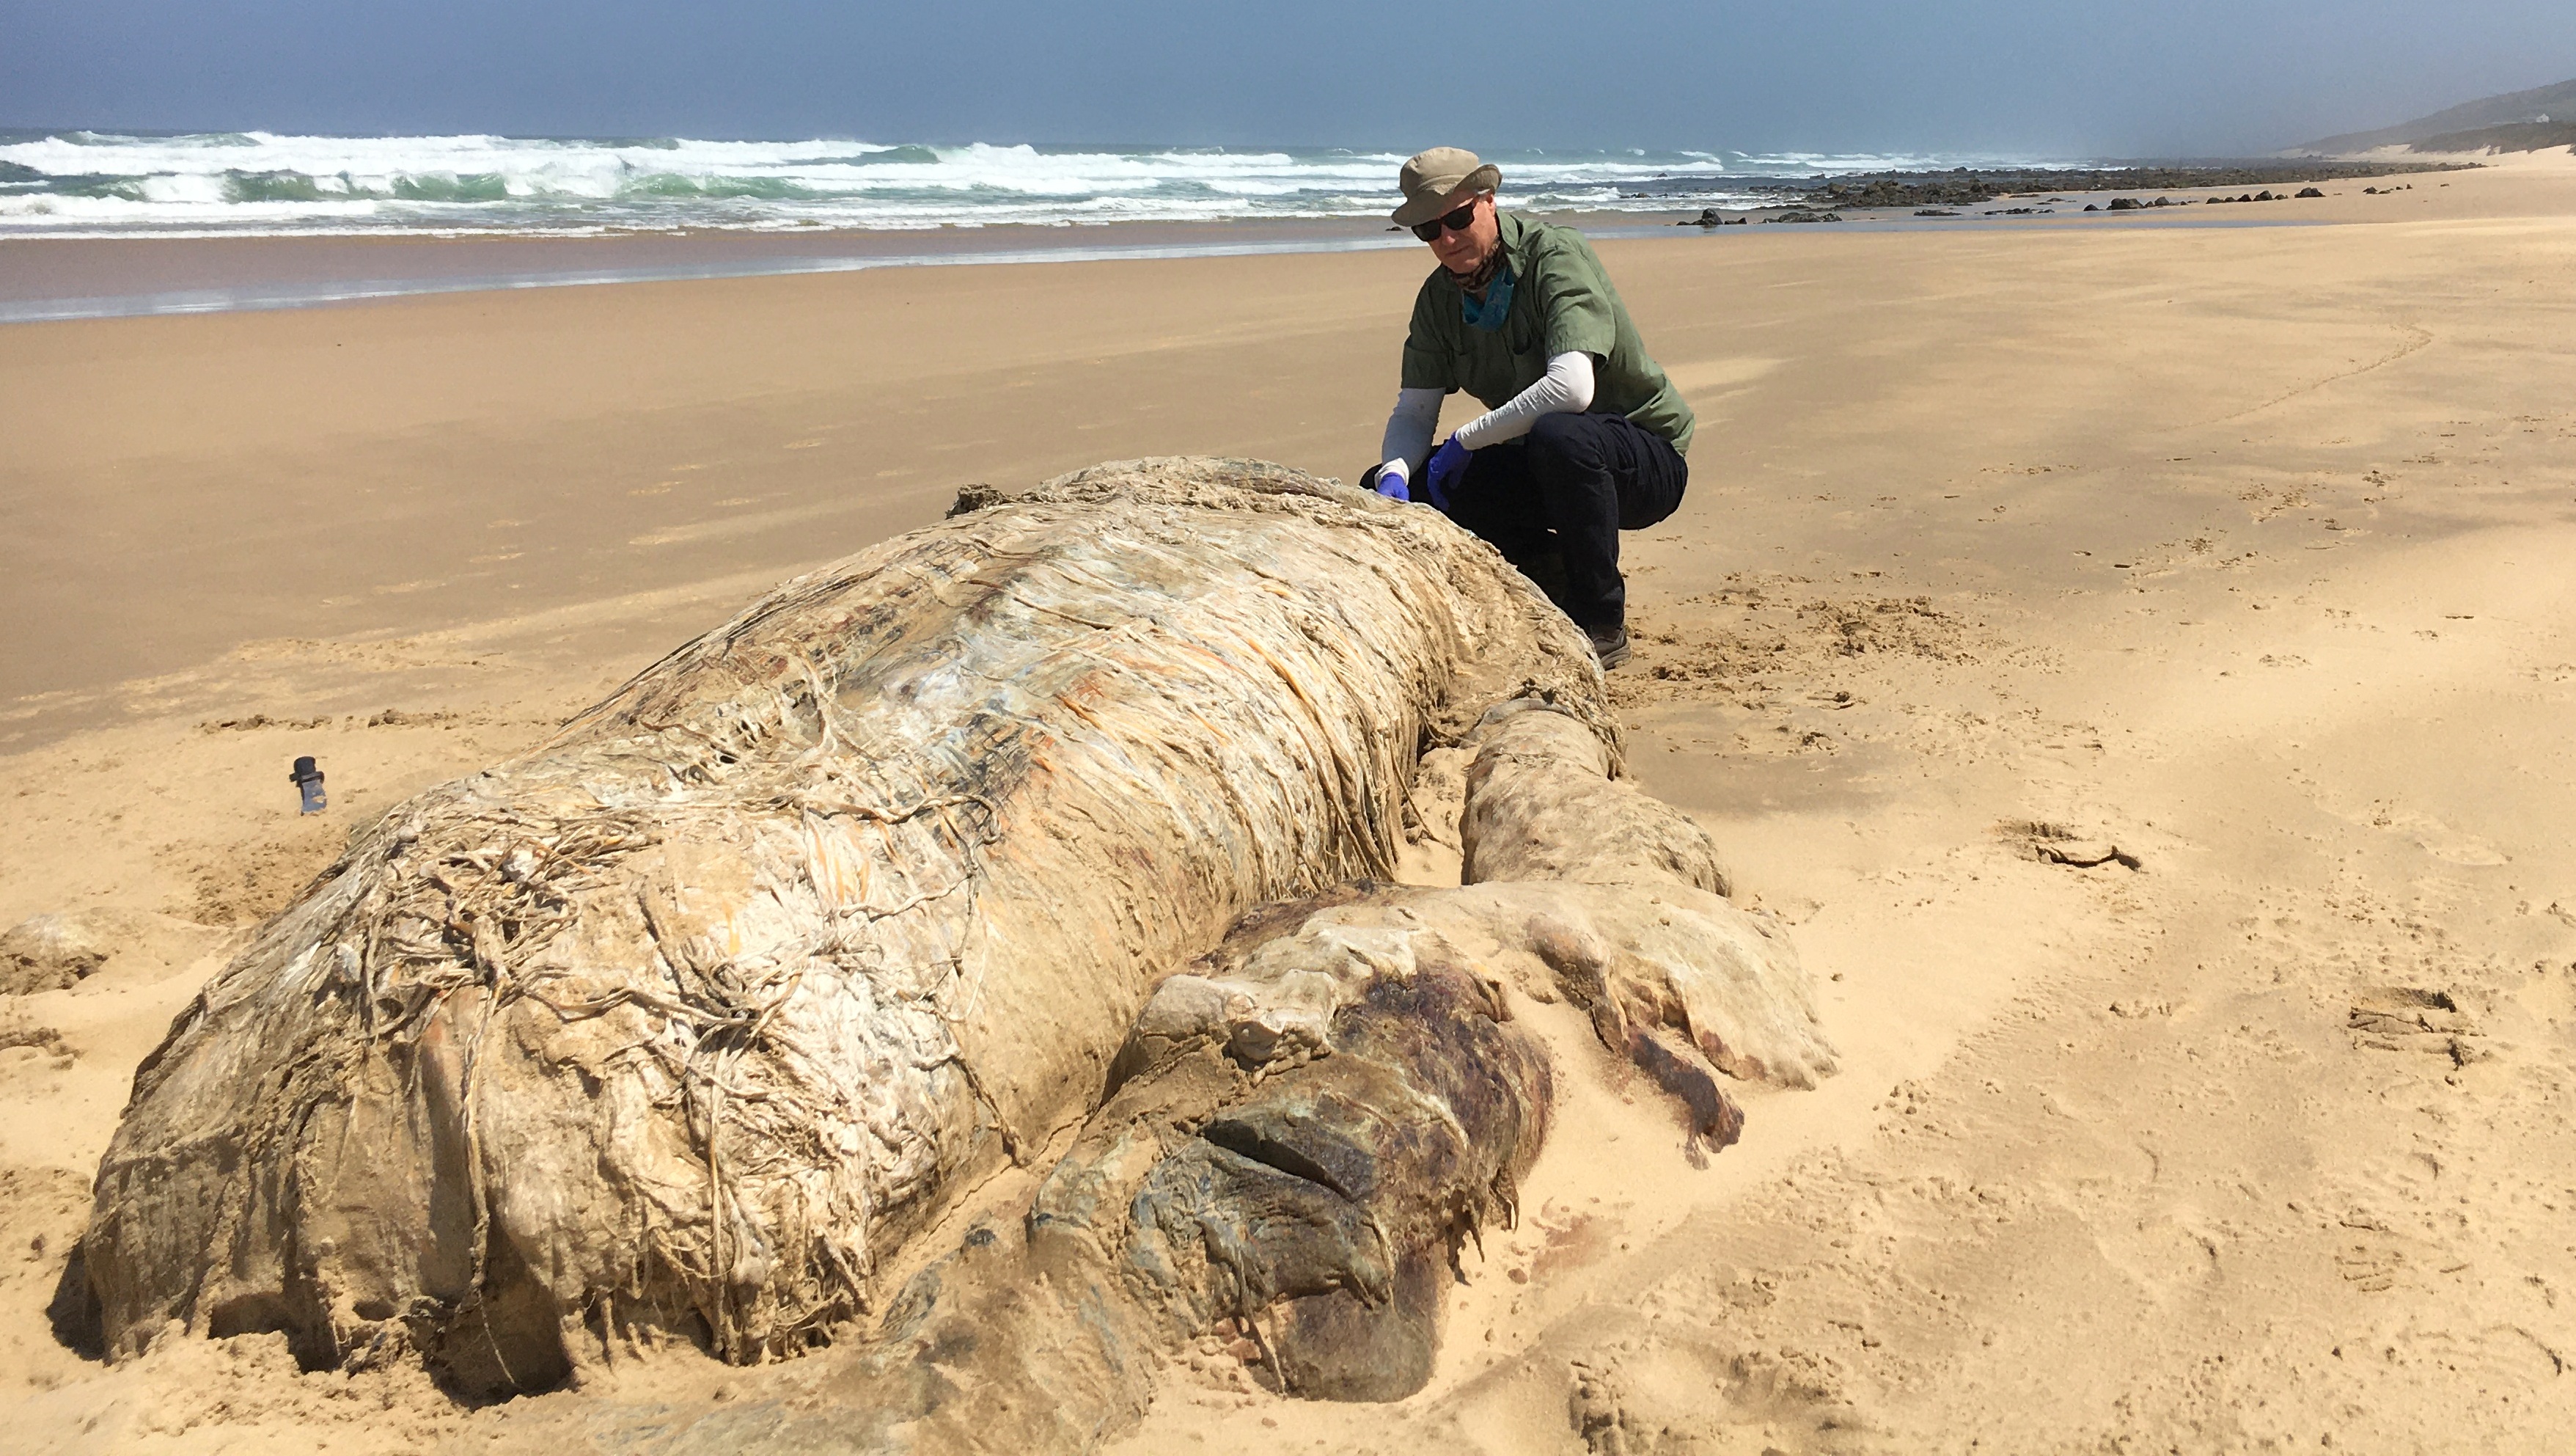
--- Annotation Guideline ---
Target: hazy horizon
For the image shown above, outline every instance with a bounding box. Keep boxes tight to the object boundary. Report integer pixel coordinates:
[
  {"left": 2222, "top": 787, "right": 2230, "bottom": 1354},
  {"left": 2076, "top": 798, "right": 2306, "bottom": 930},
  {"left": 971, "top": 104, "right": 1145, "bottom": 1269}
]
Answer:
[{"left": 7, "top": 1, "right": 2575, "bottom": 158}]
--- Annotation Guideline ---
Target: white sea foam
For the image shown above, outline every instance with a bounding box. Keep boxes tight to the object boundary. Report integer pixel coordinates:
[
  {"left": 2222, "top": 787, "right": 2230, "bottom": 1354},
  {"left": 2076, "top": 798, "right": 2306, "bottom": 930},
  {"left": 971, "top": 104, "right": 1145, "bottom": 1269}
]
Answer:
[{"left": 0, "top": 129, "right": 2078, "bottom": 238}]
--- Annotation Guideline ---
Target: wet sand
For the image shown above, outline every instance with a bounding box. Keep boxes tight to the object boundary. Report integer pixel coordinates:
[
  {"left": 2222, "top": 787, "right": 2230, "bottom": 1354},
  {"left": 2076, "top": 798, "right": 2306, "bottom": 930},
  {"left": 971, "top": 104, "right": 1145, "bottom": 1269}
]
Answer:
[
  {"left": 0, "top": 217, "right": 1415, "bottom": 322},
  {"left": 4, "top": 148, "right": 2576, "bottom": 1452}
]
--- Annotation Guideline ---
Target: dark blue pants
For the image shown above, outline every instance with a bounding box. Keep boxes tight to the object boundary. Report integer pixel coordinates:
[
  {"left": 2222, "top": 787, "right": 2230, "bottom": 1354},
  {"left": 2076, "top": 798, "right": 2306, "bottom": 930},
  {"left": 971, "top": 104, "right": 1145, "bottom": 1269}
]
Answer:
[{"left": 1368, "top": 411, "right": 1687, "bottom": 630}]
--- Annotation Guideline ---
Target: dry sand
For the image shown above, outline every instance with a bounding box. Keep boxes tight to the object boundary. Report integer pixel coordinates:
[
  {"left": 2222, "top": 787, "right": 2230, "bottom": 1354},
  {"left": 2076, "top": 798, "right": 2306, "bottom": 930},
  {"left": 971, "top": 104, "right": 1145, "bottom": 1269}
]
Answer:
[{"left": 4, "top": 150, "right": 2576, "bottom": 1453}]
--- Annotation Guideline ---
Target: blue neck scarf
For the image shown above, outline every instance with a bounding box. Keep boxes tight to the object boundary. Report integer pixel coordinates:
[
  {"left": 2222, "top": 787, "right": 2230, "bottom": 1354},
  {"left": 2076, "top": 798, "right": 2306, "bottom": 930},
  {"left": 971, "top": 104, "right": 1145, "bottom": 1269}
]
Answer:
[{"left": 1460, "top": 265, "right": 1516, "bottom": 332}]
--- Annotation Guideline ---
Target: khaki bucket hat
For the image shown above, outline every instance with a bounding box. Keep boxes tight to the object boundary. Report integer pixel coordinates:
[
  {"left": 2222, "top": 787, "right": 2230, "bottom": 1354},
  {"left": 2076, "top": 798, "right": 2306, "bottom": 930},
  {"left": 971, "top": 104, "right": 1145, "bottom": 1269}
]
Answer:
[{"left": 1392, "top": 147, "right": 1502, "bottom": 227}]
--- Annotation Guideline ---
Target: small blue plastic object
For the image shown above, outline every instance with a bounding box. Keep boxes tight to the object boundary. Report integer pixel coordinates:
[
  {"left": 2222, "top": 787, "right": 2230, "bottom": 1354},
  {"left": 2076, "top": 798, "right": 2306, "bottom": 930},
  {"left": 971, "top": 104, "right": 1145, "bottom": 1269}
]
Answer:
[
  {"left": 290, "top": 756, "right": 328, "bottom": 815},
  {"left": 1424, "top": 436, "right": 1470, "bottom": 511}
]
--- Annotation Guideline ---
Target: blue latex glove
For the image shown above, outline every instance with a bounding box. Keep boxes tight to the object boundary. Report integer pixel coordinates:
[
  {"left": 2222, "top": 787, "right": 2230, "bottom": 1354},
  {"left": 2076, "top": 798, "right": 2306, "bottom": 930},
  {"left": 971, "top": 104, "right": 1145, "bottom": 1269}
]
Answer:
[
  {"left": 1423, "top": 436, "right": 1470, "bottom": 512},
  {"left": 1374, "top": 461, "right": 1412, "bottom": 500}
]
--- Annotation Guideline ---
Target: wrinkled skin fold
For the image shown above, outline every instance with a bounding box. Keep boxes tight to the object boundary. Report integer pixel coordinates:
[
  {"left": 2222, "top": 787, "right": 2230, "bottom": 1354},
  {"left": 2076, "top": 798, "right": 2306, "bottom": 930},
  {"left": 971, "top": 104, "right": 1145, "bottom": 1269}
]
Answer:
[
  {"left": 81, "top": 458, "right": 1833, "bottom": 1445},
  {"left": 602, "top": 701, "right": 1835, "bottom": 1455}
]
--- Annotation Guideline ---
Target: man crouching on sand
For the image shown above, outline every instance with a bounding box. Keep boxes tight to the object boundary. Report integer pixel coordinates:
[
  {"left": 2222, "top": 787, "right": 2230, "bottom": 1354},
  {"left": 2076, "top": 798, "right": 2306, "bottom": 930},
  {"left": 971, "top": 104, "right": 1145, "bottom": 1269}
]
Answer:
[{"left": 1363, "top": 146, "right": 1695, "bottom": 670}]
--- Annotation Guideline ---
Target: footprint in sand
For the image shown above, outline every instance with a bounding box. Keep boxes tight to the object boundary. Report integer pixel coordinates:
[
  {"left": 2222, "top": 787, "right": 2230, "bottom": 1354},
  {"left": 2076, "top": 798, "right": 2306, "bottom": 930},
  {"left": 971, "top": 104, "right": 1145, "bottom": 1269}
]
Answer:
[
  {"left": 2378, "top": 808, "right": 2509, "bottom": 865},
  {"left": 2349, "top": 986, "right": 2484, "bottom": 1067},
  {"left": 2311, "top": 791, "right": 2509, "bottom": 866}
]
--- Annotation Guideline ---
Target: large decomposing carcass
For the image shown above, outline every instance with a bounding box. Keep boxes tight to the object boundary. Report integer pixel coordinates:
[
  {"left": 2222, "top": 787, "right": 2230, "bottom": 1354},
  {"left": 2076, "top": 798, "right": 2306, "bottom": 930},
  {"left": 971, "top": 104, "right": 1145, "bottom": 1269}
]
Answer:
[{"left": 81, "top": 458, "right": 1834, "bottom": 1446}]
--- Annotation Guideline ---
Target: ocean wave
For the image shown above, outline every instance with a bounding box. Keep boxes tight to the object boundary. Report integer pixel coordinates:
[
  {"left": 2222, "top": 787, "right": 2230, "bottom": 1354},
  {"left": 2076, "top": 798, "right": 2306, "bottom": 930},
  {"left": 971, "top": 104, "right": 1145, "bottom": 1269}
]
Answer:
[
  {"left": 0, "top": 129, "right": 2066, "bottom": 237},
  {"left": 0, "top": 191, "right": 381, "bottom": 224}
]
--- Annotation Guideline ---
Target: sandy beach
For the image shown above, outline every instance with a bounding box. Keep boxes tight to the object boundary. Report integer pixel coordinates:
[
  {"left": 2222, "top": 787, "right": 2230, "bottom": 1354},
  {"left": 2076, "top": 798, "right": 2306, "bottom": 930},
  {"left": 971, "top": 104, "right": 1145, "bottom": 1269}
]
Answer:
[{"left": 6, "top": 150, "right": 2576, "bottom": 1452}]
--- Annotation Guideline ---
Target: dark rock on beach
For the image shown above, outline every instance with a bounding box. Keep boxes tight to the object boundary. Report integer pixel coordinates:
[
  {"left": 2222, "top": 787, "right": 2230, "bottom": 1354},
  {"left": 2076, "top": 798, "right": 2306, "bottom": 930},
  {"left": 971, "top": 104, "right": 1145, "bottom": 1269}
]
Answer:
[
  {"left": 1761, "top": 208, "right": 1841, "bottom": 224},
  {"left": 1632, "top": 161, "right": 2467, "bottom": 224},
  {"left": 1771, "top": 161, "right": 2469, "bottom": 213}
]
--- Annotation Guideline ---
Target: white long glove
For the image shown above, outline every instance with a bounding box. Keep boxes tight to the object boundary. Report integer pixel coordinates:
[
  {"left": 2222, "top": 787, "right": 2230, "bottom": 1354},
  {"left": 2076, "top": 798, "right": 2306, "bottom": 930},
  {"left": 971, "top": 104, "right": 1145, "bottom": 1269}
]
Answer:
[{"left": 1455, "top": 351, "right": 1596, "bottom": 448}]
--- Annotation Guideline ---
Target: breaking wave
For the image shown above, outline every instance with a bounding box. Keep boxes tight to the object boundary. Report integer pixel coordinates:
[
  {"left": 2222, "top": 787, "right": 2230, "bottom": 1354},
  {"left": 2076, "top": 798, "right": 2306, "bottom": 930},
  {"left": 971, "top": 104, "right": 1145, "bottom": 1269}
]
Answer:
[{"left": 0, "top": 129, "right": 2050, "bottom": 238}]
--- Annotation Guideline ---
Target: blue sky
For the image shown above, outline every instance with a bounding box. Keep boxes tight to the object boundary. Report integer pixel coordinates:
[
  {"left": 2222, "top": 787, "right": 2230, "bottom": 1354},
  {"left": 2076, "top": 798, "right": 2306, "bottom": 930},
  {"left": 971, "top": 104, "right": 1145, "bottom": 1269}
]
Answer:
[{"left": 7, "top": 0, "right": 2572, "bottom": 155}]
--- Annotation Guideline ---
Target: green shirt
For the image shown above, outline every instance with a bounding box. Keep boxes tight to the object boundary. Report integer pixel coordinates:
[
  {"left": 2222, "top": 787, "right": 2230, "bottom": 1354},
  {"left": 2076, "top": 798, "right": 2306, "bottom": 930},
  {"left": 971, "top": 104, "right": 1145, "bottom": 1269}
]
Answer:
[{"left": 1401, "top": 211, "right": 1695, "bottom": 455}]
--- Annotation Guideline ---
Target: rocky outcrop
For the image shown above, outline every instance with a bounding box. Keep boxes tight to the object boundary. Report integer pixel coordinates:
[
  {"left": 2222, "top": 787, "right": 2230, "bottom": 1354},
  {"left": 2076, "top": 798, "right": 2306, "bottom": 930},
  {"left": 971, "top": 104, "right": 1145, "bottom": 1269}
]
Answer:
[{"left": 1797, "top": 163, "right": 2465, "bottom": 213}]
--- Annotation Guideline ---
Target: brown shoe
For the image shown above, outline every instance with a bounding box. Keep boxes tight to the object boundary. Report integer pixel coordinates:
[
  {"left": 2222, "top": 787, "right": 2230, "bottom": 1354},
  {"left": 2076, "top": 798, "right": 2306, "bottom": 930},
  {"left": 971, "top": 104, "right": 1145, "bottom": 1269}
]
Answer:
[{"left": 1587, "top": 626, "right": 1631, "bottom": 670}]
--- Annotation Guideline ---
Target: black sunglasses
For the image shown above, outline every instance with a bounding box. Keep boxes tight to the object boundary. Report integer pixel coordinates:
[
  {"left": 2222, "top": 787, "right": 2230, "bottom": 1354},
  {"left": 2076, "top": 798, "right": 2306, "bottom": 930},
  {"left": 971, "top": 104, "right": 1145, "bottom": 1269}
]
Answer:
[{"left": 1410, "top": 199, "right": 1480, "bottom": 242}]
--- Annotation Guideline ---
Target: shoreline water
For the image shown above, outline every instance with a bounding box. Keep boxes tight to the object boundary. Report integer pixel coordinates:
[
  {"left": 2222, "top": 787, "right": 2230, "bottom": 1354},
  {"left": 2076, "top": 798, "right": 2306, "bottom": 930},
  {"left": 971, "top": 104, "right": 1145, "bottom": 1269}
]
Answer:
[
  {"left": 0, "top": 200, "right": 2366, "bottom": 325},
  {"left": 0, "top": 218, "right": 1414, "bottom": 323},
  {"left": 1, "top": 142, "right": 2480, "bottom": 323}
]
